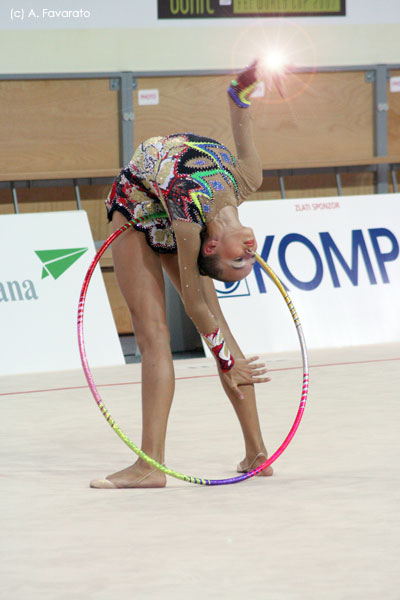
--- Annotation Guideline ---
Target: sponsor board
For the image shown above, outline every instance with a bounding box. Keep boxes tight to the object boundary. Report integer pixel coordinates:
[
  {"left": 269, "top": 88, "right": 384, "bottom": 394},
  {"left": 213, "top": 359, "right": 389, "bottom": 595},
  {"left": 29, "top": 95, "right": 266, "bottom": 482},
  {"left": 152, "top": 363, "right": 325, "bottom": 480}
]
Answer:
[
  {"left": 0, "top": 211, "right": 124, "bottom": 375},
  {"left": 157, "top": 0, "right": 346, "bottom": 19},
  {"left": 205, "top": 194, "right": 400, "bottom": 355}
]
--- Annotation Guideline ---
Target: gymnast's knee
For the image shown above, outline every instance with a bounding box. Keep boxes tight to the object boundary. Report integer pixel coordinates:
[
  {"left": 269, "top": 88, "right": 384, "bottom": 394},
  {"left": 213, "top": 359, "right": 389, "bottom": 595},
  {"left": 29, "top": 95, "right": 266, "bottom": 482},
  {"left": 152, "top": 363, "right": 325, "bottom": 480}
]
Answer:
[{"left": 134, "top": 320, "right": 171, "bottom": 355}]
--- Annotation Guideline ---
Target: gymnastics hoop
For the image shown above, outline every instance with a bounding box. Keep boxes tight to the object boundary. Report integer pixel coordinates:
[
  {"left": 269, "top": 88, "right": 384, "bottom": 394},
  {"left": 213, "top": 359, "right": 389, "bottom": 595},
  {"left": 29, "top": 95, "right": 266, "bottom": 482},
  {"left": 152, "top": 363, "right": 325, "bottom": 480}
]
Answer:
[{"left": 77, "top": 216, "right": 309, "bottom": 486}]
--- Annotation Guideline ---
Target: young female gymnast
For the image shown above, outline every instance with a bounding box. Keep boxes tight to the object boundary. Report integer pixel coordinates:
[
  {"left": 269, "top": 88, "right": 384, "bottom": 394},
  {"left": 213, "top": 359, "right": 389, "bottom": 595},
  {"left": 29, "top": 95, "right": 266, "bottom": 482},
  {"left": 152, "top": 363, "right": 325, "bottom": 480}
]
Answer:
[{"left": 91, "top": 60, "right": 277, "bottom": 488}]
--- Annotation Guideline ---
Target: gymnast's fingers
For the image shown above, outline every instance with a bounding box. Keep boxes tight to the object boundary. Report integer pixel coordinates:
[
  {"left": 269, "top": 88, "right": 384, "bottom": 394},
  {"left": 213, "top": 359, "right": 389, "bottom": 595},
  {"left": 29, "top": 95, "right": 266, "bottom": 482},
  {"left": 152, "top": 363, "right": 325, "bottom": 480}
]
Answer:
[
  {"left": 249, "top": 362, "right": 266, "bottom": 371},
  {"left": 245, "top": 356, "right": 266, "bottom": 367},
  {"left": 252, "top": 368, "right": 269, "bottom": 377},
  {"left": 253, "top": 376, "right": 271, "bottom": 384},
  {"left": 247, "top": 355, "right": 259, "bottom": 362}
]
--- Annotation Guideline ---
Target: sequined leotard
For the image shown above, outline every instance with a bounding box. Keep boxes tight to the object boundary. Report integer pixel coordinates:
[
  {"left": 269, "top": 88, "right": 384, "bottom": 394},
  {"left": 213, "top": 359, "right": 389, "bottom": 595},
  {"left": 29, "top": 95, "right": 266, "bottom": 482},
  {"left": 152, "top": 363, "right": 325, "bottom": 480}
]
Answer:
[{"left": 105, "top": 132, "right": 260, "bottom": 253}]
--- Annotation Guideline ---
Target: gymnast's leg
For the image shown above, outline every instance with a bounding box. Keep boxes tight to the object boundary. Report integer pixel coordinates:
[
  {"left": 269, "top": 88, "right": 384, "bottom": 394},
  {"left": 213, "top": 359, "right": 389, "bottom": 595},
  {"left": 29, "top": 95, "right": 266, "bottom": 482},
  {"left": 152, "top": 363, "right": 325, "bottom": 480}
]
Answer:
[
  {"left": 162, "top": 254, "right": 273, "bottom": 476},
  {"left": 90, "top": 212, "right": 174, "bottom": 488},
  {"left": 199, "top": 275, "right": 273, "bottom": 475}
]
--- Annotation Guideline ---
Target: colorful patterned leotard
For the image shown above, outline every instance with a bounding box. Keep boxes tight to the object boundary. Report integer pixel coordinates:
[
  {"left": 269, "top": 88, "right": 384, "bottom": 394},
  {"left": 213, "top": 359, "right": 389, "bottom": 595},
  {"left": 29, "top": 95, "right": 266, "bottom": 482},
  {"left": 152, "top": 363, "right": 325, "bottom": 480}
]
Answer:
[{"left": 105, "top": 133, "right": 257, "bottom": 253}]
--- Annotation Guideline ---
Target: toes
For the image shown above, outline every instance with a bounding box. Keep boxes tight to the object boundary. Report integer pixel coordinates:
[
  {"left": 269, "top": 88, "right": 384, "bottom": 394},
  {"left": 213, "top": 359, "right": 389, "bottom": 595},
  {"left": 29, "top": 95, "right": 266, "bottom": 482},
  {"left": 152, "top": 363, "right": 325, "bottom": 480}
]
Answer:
[{"left": 90, "top": 478, "right": 117, "bottom": 489}]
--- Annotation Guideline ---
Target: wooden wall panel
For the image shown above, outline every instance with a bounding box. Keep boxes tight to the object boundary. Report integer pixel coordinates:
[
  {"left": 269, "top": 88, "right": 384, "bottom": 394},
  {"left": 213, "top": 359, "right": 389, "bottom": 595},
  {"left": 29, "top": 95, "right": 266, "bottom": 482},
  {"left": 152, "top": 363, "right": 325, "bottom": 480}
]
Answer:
[
  {"left": 0, "top": 184, "right": 111, "bottom": 241},
  {"left": 80, "top": 183, "right": 113, "bottom": 241},
  {"left": 0, "top": 79, "right": 120, "bottom": 179},
  {"left": 133, "top": 75, "right": 233, "bottom": 151},
  {"left": 252, "top": 71, "right": 375, "bottom": 168},
  {"left": 0, "top": 72, "right": 386, "bottom": 337},
  {"left": 248, "top": 171, "right": 375, "bottom": 202},
  {"left": 101, "top": 270, "right": 133, "bottom": 334},
  {"left": 388, "top": 69, "right": 400, "bottom": 158},
  {"left": 0, "top": 185, "right": 77, "bottom": 213},
  {"left": 340, "top": 171, "right": 375, "bottom": 196},
  {"left": 133, "top": 71, "right": 375, "bottom": 169},
  {"left": 0, "top": 188, "right": 16, "bottom": 214},
  {"left": 100, "top": 249, "right": 133, "bottom": 334}
]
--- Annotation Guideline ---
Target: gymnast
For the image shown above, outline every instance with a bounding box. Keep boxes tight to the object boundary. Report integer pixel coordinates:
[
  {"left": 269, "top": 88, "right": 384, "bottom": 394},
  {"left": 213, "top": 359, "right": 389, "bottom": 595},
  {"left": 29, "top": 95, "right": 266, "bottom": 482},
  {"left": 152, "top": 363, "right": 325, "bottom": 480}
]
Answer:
[{"left": 91, "top": 60, "right": 282, "bottom": 488}]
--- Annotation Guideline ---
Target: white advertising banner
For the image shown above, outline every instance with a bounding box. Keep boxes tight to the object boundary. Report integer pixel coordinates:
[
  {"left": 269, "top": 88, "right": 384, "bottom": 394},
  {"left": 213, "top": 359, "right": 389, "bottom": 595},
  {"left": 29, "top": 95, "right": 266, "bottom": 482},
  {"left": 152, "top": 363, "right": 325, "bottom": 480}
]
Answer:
[
  {"left": 209, "top": 194, "right": 400, "bottom": 354},
  {"left": 0, "top": 211, "right": 124, "bottom": 376}
]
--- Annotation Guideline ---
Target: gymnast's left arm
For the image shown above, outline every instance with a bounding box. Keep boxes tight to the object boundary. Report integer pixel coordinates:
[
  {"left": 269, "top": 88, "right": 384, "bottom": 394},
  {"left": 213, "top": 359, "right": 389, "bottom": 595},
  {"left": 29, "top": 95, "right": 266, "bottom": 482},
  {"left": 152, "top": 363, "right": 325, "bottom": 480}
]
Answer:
[{"left": 227, "top": 65, "right": 263, "bottom": 204}]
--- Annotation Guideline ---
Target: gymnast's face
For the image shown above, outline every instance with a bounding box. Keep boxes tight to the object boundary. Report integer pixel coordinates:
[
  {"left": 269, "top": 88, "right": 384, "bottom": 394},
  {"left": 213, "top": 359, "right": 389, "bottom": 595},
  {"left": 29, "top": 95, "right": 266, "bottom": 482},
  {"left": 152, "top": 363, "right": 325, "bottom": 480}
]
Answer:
[{"left": 212, "top": 226, "right": 258, "bottom": 281}]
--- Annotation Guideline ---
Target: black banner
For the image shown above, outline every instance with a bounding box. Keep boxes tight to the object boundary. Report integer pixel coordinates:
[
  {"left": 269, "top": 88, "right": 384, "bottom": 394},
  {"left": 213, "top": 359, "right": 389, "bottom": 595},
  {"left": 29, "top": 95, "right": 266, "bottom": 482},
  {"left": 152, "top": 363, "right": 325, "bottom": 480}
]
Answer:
[{"left": 158, "top": 0, "right": 346, "bottom": 19}]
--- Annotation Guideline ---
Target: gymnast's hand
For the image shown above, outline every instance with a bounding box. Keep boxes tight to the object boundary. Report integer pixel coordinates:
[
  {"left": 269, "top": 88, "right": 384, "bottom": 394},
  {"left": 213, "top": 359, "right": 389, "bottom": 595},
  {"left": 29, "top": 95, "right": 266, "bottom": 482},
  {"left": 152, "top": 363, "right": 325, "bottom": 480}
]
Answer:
[
  {"left": 221, "top": 356, "right": 270, "bottom": 401},
  {"left": 261, "top": 61, "right": 295, "bottom": 99}
]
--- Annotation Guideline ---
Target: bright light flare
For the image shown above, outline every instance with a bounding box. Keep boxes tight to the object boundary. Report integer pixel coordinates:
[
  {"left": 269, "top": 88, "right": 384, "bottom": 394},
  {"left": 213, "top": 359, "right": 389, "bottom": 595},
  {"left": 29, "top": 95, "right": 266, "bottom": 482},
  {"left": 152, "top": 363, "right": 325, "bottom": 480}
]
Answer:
[{"left": 261, "top": 49, "right": 288, "bottom": 73}]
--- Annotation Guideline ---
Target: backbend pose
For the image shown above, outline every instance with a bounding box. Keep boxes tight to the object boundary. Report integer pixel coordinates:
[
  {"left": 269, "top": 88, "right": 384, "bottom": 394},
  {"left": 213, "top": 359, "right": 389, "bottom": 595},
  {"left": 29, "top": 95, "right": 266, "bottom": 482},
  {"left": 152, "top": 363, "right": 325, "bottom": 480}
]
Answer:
[{"left": 91, "top": 61, "right": 277, "bottom": 489}]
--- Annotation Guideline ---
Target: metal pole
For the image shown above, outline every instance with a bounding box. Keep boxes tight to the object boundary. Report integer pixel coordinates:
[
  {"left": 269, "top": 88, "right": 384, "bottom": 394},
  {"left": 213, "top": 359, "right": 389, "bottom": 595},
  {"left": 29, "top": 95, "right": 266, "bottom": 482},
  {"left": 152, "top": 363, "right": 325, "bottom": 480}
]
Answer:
[
  {"left": 10, "top": 182, "right": 19, "bottom": 213},
  {"left": 335, "top": 169, "right": 343, "bottom": 196},
  {"left": 391, "top": 166, "right": 398, "bottom": 193},
  {"left": 376, "top": 164, "right": 389, "bottom": 194},
  {"left": 73, "top": 180, "right": 82, "bottom": 210},
  {"left": 278, "top": 174, "right": 286, "bottom": 199},
  {"left": 374, "top": 65, "right": 389, "bottom": 193},
  {"left": 119, "top": 73, "right": 136, "bottom": 166}
]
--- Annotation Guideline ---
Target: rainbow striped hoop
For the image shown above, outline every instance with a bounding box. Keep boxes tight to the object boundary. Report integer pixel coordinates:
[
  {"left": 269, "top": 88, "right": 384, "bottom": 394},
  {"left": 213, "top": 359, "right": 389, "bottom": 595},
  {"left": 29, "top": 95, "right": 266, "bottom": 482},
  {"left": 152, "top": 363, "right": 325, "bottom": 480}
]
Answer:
[{"left": 77, "top": 218, "right": 309, "bottom": 485}]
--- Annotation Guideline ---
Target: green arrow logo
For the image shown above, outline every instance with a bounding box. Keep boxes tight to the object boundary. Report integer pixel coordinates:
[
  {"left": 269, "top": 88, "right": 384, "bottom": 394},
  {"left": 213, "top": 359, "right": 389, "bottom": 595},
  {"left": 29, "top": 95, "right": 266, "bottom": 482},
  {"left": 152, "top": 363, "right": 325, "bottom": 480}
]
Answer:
[{"left": 35, "top": 248, "right": 88, "bottom": 280}]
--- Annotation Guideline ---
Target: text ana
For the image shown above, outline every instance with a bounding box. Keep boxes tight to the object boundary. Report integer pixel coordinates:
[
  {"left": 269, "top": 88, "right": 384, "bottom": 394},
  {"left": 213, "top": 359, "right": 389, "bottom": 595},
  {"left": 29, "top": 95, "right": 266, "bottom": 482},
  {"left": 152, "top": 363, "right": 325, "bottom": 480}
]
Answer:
[{"left": 0, "top": 280, "right": 38, "bottom": 302}]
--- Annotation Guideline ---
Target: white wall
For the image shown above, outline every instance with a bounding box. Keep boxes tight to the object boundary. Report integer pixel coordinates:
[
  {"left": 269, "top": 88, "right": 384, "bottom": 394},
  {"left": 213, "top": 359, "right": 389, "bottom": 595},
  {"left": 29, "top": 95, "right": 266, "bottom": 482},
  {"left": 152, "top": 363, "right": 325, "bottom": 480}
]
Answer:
[{"left": 0, "top": 0, "right": 399, "bottom": 74}]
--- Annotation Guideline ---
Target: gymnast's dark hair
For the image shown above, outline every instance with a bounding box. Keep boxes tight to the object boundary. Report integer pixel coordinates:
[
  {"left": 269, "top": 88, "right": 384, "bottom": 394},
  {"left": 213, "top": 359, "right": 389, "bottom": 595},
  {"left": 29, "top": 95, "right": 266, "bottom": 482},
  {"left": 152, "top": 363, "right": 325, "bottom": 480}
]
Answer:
[{"left": 197, "top": 228, "right": 226, "bottom": 282}]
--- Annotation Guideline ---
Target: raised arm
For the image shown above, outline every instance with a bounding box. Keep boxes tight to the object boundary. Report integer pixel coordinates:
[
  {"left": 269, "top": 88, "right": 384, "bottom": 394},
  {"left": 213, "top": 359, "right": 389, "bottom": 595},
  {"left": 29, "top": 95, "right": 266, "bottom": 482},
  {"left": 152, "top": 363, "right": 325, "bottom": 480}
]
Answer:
[{"left": 227, "top": 62, "right": 263, "bottom": 202}]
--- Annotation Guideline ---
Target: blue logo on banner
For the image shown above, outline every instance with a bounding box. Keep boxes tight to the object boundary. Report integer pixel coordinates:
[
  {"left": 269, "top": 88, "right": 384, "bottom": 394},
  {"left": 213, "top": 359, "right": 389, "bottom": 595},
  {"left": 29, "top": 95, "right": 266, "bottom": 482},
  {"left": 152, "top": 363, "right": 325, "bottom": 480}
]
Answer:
[
  {"left": 215, "top": 278, "right": 250, "bottom": 298},
  {"left": 252, "top": 228, "right": 399, "bottom": 293},
  {"left": 213, "top": 227, "right": 399, "bottom": 298}
]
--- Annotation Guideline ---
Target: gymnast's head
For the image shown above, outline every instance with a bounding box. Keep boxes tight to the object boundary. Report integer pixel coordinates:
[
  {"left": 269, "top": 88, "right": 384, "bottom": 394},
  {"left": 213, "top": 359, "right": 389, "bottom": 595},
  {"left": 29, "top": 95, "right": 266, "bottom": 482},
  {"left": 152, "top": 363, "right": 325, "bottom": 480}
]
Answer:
[{"left": 197, "top": 225, "right": 257, "bottom": 282}]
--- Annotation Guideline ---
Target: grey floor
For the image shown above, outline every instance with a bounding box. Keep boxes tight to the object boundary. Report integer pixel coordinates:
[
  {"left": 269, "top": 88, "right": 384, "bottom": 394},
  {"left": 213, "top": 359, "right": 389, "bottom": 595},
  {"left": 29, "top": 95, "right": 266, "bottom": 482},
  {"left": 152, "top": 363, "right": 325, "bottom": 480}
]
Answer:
[{"left": 1, "top": 343, "right": 399, "bottom": 600}]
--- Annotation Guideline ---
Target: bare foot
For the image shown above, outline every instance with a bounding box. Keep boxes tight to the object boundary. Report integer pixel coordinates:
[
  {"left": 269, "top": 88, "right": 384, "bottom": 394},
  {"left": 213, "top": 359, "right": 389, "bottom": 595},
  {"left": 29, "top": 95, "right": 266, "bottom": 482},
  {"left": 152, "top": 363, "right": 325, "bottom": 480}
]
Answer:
[
  {"left": 237, "top": 451, "right": 273, "bottom": 477},
  {"left": 90, "top": 460, "right": 167, "bottom": 489}
]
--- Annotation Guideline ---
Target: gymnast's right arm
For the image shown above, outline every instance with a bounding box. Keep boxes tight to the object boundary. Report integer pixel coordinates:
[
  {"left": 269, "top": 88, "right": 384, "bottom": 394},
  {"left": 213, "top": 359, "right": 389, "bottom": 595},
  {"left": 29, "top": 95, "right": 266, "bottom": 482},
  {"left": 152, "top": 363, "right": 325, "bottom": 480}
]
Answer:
[
  {"left": 173, "top": 220, "right": 229, "bottom": 355},
  {"left": 173, "top": 220, "right": 266, "bottom": 400}
]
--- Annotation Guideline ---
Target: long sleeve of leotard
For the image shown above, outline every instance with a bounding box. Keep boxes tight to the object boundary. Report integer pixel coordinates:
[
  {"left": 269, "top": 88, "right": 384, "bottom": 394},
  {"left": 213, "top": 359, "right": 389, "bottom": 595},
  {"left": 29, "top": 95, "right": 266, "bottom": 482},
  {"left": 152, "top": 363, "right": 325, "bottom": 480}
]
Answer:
[
  {"left": 172, "top": 219, "right": 235, "bottom": 370},
  {"left": 229, "top": 98, "right": 263, "bottom": 203},
  {"left": 173, "top": 219, "right": 219, "bottom": 335},
  {"left": 174, "top": 220, "right": 236, "bottom": 371}
]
